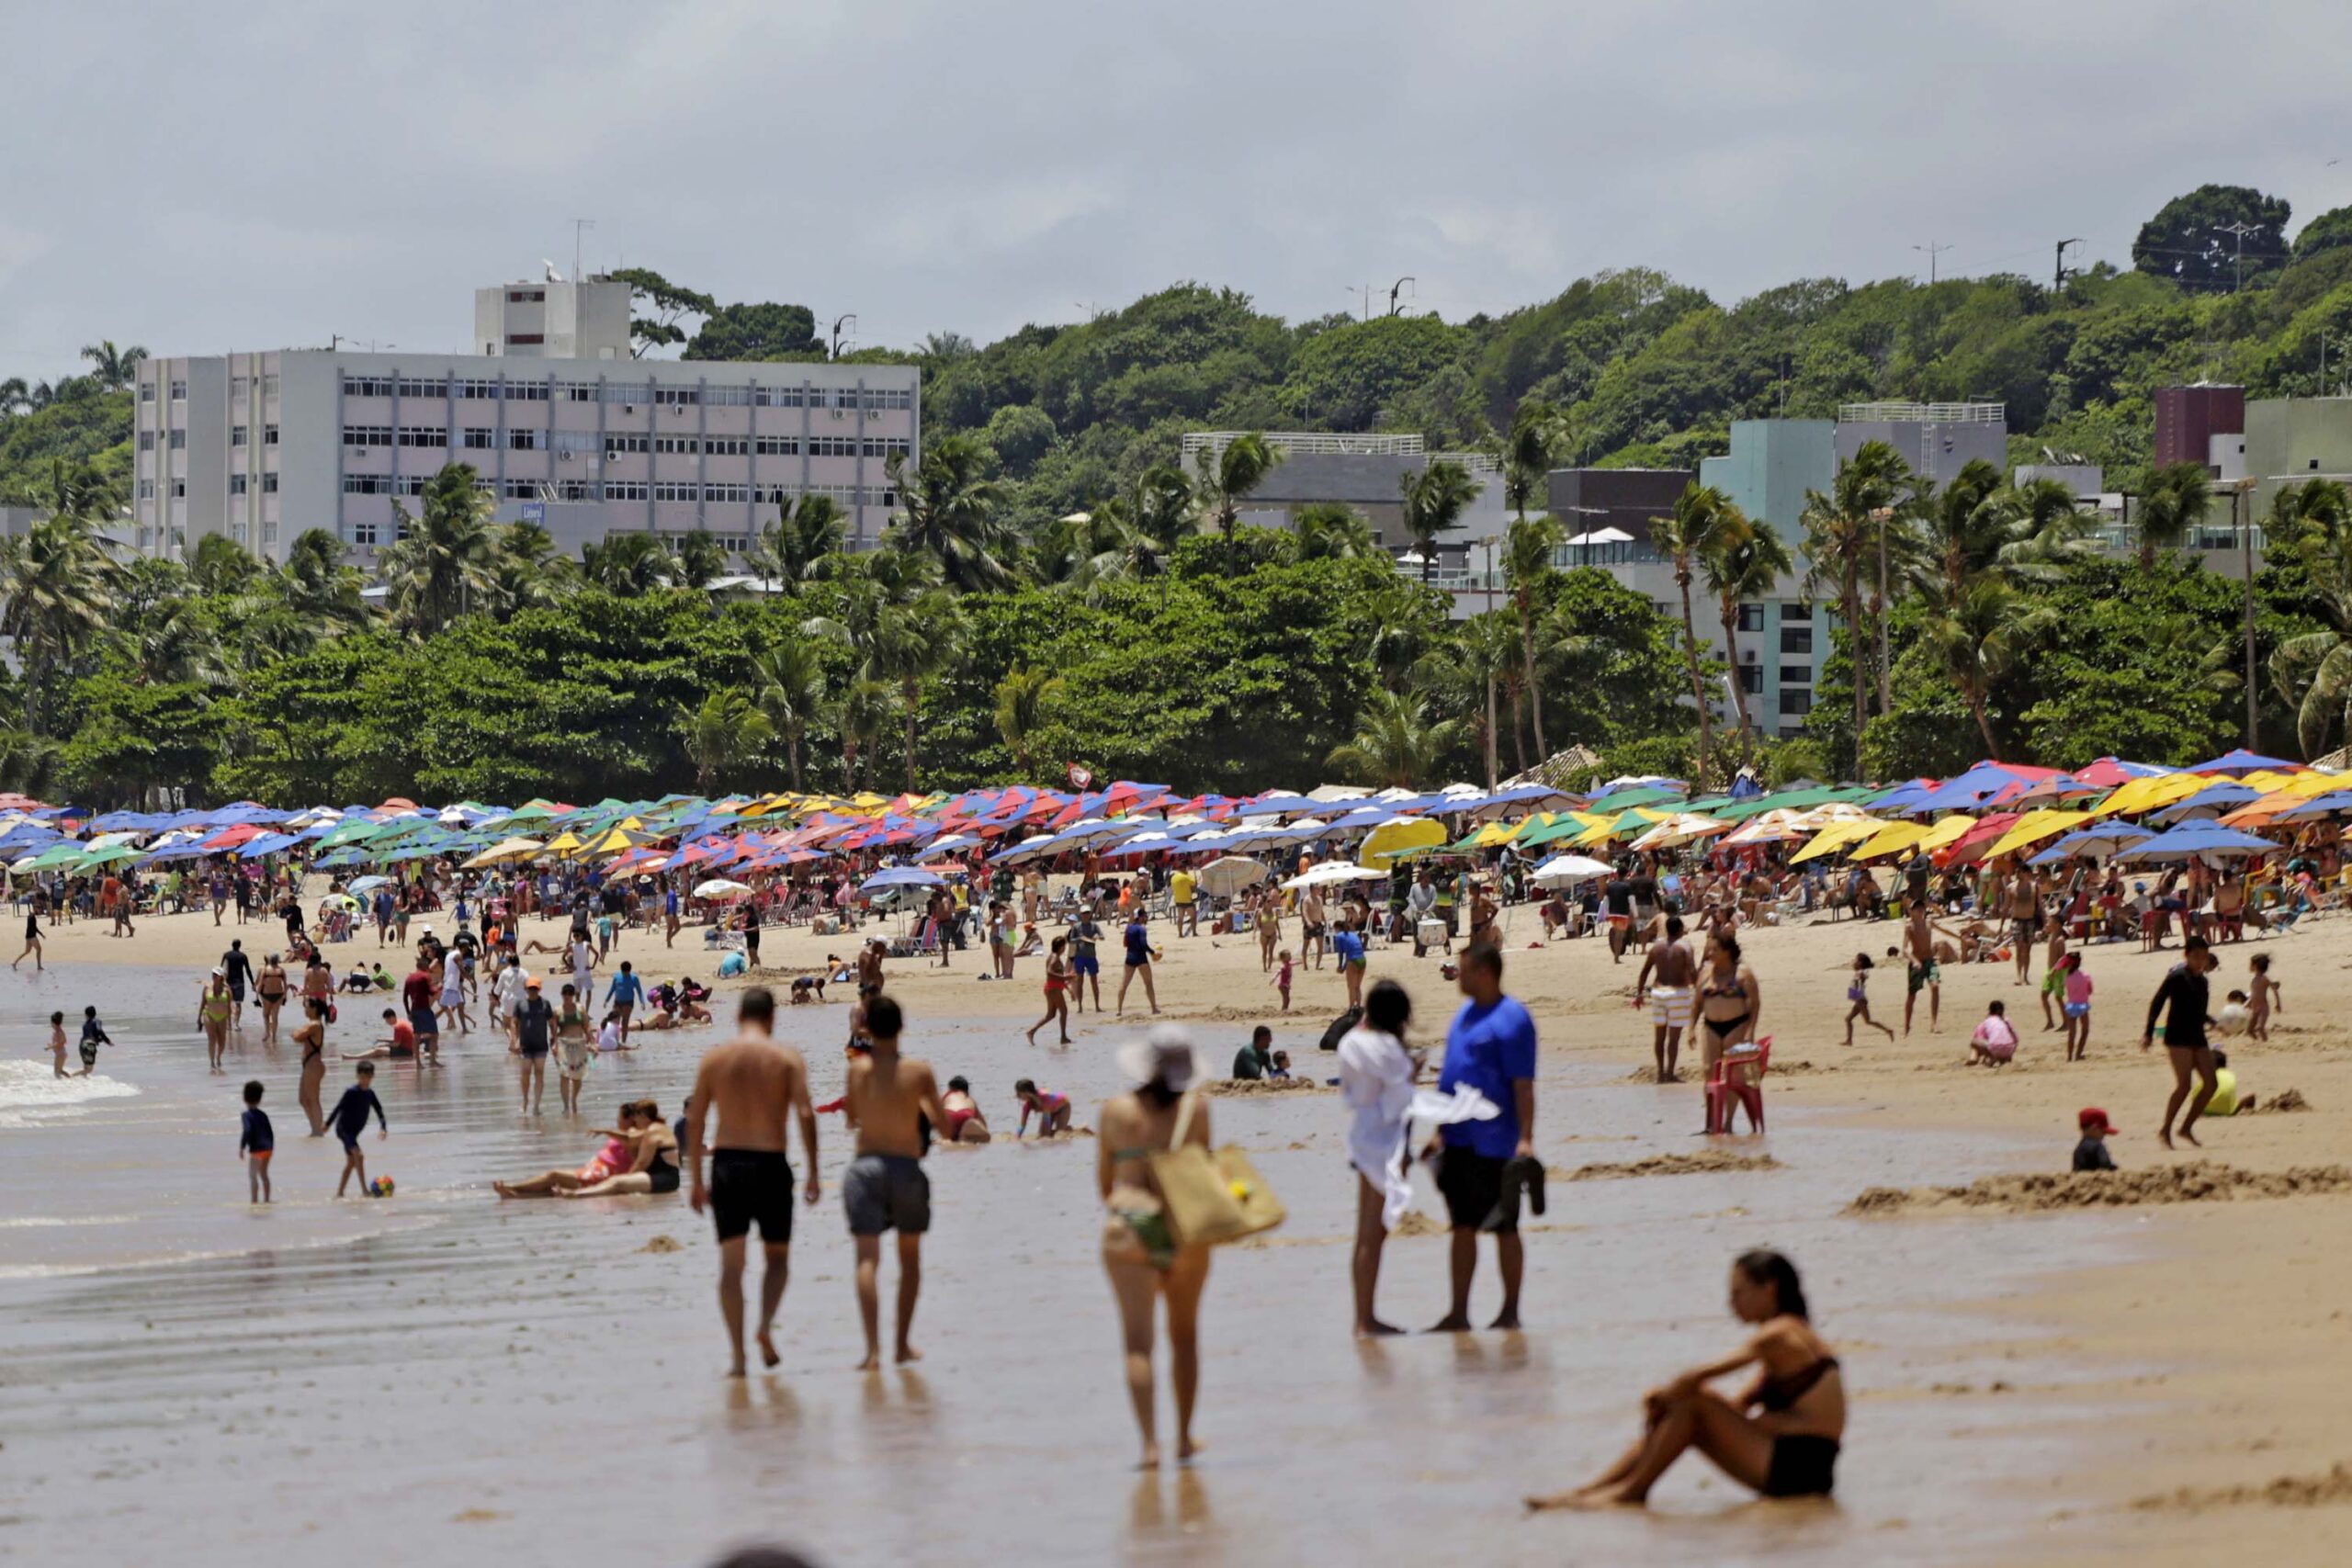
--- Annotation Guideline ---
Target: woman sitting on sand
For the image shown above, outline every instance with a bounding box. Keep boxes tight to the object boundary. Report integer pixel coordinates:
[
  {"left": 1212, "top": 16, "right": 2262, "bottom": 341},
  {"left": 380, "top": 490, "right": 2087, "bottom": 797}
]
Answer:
[
  {"left": 1529, "top": 1249, "right": 1843, "bottom": 1510},
  {"left": 939, "top": 1075, "right": 992, "bottom": 1144},
  {"left": 562, "top": 1100, "right": 680, "bottom": 1199},
  {"left": 494, "top": 1103, "right": 652, "bottom": 1198}
]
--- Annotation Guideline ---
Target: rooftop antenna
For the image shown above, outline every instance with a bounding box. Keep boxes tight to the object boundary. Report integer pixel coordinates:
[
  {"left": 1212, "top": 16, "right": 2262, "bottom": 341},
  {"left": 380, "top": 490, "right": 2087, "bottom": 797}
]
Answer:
[{"left": 572, "top": 218, "right": 595, "bottom": 284}]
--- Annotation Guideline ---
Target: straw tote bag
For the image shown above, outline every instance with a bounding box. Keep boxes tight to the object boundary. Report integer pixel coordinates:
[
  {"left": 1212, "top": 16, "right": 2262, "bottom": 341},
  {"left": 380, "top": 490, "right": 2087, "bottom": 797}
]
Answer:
[{"left": 1149, "top": 1092, "right": 1286, "bottom": 1247}]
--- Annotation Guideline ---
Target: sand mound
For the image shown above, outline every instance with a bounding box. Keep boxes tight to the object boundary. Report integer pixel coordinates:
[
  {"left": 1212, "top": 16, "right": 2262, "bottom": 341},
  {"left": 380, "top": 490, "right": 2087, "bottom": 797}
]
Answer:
[
  {"left": 2132, "top": 1462, "right": 2352, "bottom": 1512},
  {"left": 2245, "top": 1089, "right": 2312, "bottom": 1114},
  {"left": 1559, "top": 1152, "right": 1781, "bottom": 1182},
  {"left": 1391, "top": 1212, "right": 1448, "bottom": 1236},
  {"left": 638, "top": 1235, "right": 684, "bottom": 1254},
  {"left": 1849, "top": 1160, "right": 2352, "bottom": 1214},
  {"left": 1203, "top": 1077, "right": 1328, "bottom": 1097}
]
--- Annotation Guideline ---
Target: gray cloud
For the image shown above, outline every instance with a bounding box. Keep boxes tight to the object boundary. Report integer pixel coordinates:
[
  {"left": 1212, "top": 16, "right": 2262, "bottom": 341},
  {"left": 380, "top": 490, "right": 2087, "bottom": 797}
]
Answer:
[{"left": 6, "top": 0, "right": 2351, "bottom": 378}]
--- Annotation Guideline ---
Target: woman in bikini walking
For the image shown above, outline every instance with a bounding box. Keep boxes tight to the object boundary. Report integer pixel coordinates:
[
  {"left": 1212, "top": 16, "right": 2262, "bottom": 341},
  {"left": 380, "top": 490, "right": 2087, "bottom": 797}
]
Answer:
[{"left": 1695, "top": 930, "right": 1761, "bottom": 1121}]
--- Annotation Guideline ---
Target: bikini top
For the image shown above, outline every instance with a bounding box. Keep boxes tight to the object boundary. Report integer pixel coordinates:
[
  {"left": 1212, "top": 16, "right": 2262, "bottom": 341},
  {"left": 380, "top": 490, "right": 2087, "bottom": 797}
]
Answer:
[
  {"left": 1758, "top": 1355, "right": 1839, "bottom": 1412},
  {"left": 1702, "top": 970, "right": 1750, "bottom": 1002}
]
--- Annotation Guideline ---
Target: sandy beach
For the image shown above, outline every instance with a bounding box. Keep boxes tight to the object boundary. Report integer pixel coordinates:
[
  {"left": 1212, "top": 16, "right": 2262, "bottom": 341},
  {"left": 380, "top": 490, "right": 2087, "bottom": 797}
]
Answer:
[{"left": 6, "top": 887, "right": 2351, "bottom": 1565}]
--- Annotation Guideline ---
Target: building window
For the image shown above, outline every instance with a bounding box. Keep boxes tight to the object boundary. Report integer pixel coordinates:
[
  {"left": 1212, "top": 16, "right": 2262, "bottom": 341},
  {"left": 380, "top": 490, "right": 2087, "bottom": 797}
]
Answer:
[
  {"left": 1779, "top": 690, "right": 1815, "bottom": 716},
  {"left": 1779, "top": 665, "right": 1810, "bottom": 686},
  {"left": 861, "top": 388, "right": 912, "bottom": 411},
  {"left": 458, "top": 379, "right": 502, "bottom": 401},
  {"left": 462, "top": 427, "right": 495, "bottom": 449},
  {"left": 231, "top": 424, "right": 249, "bottom": 447},
  {"left": 808, "top": 436, "right": 860, "bottom": 457},
  {"left": 604, "top": 481, "right": 649, "bottom": 502},
  {"left": 170, "top": 378, "right": 187, "bottom": 400},
  {"left": 503, "top": 479, "right": 537, "bottom": 501},
  {"left": 704, "top": 436, "right": 748, "bottom": 457},
  {"left": 756, "top": 436, "right": 798, "bottom": 457},
  {"left": 862, "top": 437, "right": 910, "bottom": 458},
  {"left": 263, "top": 375, "right": 278, "bottom": 397},
  {"left": 507, "top": 333, "right": 544, "bottom": 346},
  {"left": 508, "top": 381, "right": 548, "bottom": 401},
  {"left": 560, "top": 481, "right": 595, "bottom": 502},
  {"left": 653, "top": 481, "right": 699, "bottom": 502},
  {"left": 172, "top": 479, "right": 187, "bottom": 498},
  {"left": 560, "top": 382, "right": 598, "bottom": 402},
  {"left": 706, "top": 483, "right": 749, "bottom": 503},
  {"left": 1739, "top": 665, "right": 1763, "bottom": 694},
  {"left": 658, "top": 387, "right": 700, "bottom": 407},
  {"left": 706, "top": 386, "right": 753, "bottom": 407},
  {"left": 352, "top": 521, "right": 379, "bottom": 547},
  {"left": 398, "top": 426, "right": 446, "bottom": 448},
  {"left": 265, "top": 423, "right": 279, "bottom": 446},
  {"left": 398, "top": 377, "right": 446, "bottom": 399},
  {"left": 1780, "top": 624, "right": 1814, "bottom": 655},
  {"left": 230, "top": 474, "right": 248, "bottom": 496},
  {"left": 602, "top": 382, "right": 651, "bottom": 405},
  {"left": 139, "top": 383, "right": 155, "bottom": 402},
  {"left": 508, "top": 288, "right": 544, "bottom": 303},
  {"left": 262, "top": 472, "right": 278, "bottom": 494},
  {"left": 232, "top": 377, "right": 248, "bottom": 400},
  {"left": 1736, "top": 603, "right": 1765, "bottom": 632},
  {"left": 654, "top": 435, "right": 699, "bottom": 455},
  {"left": 138, "top": 431, "right": 155, "bottom": 451},
  {"left": 343, "top": 425, "right": 393, "bottom": 447},
  {"left": 605, "top": 434, "right": 650, "bottom": 456},
  {"left": 169, "top": 430, "right": 187, "bottom": 450},
  {"left": 754, "top": 387, "right": 804, "bottom": 408},
  {"left": 138, "top": 479, "right": 154, "bottom": 500},
  {"left": 261, "top": 520, "right": 277, "bottom": 546},
  {"left": 342, "top": 375, "right": 392, "bottom": 398},
  {"left": 343, "top": 475, "right": 390, "bottom": 494},
  {"left": 392, "top": 475, "right": 429, "bottom": 496},
  {"left": 506, "top": 427, "right": 541, "bottom": 451}
]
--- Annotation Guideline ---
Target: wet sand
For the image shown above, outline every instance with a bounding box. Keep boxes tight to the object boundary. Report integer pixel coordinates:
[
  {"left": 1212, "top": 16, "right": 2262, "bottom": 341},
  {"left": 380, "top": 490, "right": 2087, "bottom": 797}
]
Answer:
[{"left": 7, "top": 893, "right": 2352, "bottom": 1564}]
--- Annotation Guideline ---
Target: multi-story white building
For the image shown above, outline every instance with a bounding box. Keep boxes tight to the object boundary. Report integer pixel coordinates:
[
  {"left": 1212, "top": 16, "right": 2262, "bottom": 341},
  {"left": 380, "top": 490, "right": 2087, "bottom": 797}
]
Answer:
[{"left": 130, "top": 281, "right": 920, "bottom": 564}]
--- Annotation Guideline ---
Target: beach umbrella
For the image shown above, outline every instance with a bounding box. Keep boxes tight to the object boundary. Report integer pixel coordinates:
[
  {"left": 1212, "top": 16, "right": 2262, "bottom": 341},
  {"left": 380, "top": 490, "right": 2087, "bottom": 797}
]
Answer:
[
  {"left": 1282, "top": 862, "right": 1386, "bottom": 890},
  {"left": 1629, "top": 812, "right": 1732, "bottom": 852},
  {"left": 1195, "top": 856, "right": 1269, "bottom": 897},
  {"left": 2271, "top": 789, "right": 2352, "bottom": 822},
  {"left": 2153, "top": 781, "right": 2260, "bottom": 822},
  {"left": 1939, "top": 813, "right": 2023, "bottom": 864},
  {"left": 74, "top": 842, "right": 143, "bottom": 869},
  {"left": 346, "top": 875, "right": 392, "bottom": 894},
  {"left": 694, "top": 878, "right": 753, "bottom": 901},
  {"left": 1306, "top": 784, "right": 1372, "bottom": 805},
  {"left": 1358, "top": 817, "right": 1448, "bottom": 866},
  {"left": 862, "top": 866, "right": 945, "bottom": 892},
  {"left": 1982, "top": 809, "right": 2094, "bottom": 860},
  {"left": 2185, "top": 748, "right": 2305, "bottom": 776},
  {"left": 2116, "top": 824, "right": 2279, "bottom": 862},
  {"left": 1847, "top": 819, "right": 1932, "bottom": 862},
  {"left": 1531, "top": 853, "right": 1614, "bottom": 886},
  {"left": 461, "top": 835, "right": 545, "bottom": 869},
  {"left": 1790, "top": 818, "right": 1889, "bottom": 863},
  {"left": 2070, "top": 757, "right": 2171, "bottom": 789},
  {"left": 2091, "top": 772, "right": 2205, "bottom": 819},
  {"left": 2030, "top": 822, "right": 2153, "bottom": 863}
]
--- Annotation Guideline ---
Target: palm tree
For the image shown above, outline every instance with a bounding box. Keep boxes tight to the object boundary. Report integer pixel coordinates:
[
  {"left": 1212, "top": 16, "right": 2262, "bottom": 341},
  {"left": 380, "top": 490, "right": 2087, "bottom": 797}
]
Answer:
[
  {"left": 1397, "top": 460, "right": 1484, "bottom": 583},
  {"left": 883, "top": 434, "right": 1012, "bottom": 592},
  {"left": 2133, "top": 461, "right": 2215, "bottom": 571},
  {"left": 1427, "top": 614, "right": 1521, "bottom": 786},
  {"left": 1360, "top": 584, "right": 1438, "bottom": 694},
  {"left": 1503, "top": 398, "right": 1560, "bottom": 522},
  {"left": 483, "top": 520, "right": 574, "bottom": 619},
  {"left": 1192, "top": 431, "right": 1281, "bottom": 570},
  {"left": 580, "top": 530, "right": 673, "bottom": 596},
  {"left": 1651, "top": 481, "right": 1737, "bottom": 785},
  {"left": 1702, "top": 513, "right": 1792, "bottom": 762},
  {"left": 1501, "top": 513, "right": 1564, "bottom": 761},
  {"left": 0, "top": 378, "right": 30, "bottom": 418},
  {"left": 876, "top": 588, "right": 967, "bottom": 790},
  {"left": 1800, "top": 440, "right": 1911, "bottom": 759},
  {"left": 994, "top": 666, "right": 1065, "bottom": 775},
  {"left": 747, "top": 493, "right": 846, "bottom": 588},
  {"left": 677, "top": 689, "right": 775, "bottom": 793},
  {"left": 189, "top": 532, "right": 259, "bottom": 597},
  {"left": 379, "top": 464, "right": 497, "bottom": 635},
  {"left": 675, "top": 528, "right": 728, "bottom": 591},
  {"left": 750, "top": 640, "right": 830, "bottom": 793},
  {"left": 1290, "top": 502, "right": 1377, "bottom": 561},
  {"left": 1074, "top": 466, "right": 1193, "bottom": 600},
  {"left": 834, "top": 675, "right": 896, "bottom": 791},
  {"left": 0, "top": 506, "right": 120, "bottom": 729},
  {"left": 277, "top": 527, "right": 373, "bottom": 635},
  {"left": 1325, "top": 687, "right": 1465, "bottom": 790},
  {"left": 1926, "top": 577, "right": 2052, "bottom": 760},
  {"left": 121, "top": 589, "right": 224, "bottom": 685},
  {"left": 2266, "top": 484, "right": 2352, "bottom": 756},
  {"left": 78, "top": 341, "right": 148, "bottom": 391}
]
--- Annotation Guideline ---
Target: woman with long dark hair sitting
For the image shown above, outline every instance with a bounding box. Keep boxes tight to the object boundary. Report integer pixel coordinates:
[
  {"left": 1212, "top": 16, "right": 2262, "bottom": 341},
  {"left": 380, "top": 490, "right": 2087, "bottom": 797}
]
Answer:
[{"left": 1529, "top": 1249, "right": 1843, "bottom": 1509}]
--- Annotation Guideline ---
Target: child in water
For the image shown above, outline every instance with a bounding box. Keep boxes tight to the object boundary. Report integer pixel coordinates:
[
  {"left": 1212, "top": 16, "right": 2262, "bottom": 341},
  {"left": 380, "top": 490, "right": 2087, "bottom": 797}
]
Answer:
[
  {"left": 1272, "top": 948, "right": 1295, "bottom": 1012},
  {"left": 1842, "top": 953, "right": 1894, "bottom": 1045},
  {"left": 240, "top": 1080, "right": 275, "bottom": 1203},
  {"left": 1012, "top": 1078, "right": 1072, "bottom": 1138},
  {"left": 2060, "top": 952, "right": 2093, "bottom": 1062},
  {"left": 43, "top": 1010, "right": 66, "bottom": 1077},
  {"left": 76, "top": 1006, "right": 112, "bottom": 1077}
]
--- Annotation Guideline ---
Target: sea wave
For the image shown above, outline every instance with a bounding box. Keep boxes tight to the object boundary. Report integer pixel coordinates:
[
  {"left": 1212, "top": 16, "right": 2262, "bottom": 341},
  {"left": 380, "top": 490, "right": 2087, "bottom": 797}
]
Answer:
[{"left": 0, "top": 1059, "right": 140, "bottom": 1127}]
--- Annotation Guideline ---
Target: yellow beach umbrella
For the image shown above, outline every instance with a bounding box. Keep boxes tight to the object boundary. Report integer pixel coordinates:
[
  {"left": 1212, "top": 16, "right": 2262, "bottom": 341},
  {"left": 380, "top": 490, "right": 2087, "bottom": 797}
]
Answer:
[
  {"left": 542, "top": 830, "right": 584, "bottom": 856},
  {"left": 461, "top": 835, "right": 543, "bottom": 870},
  {"left": 1848, "top": 819, "right": 1932, "bottom": 862},
  {"left": 2093, "top": 773, "right": 2203, "bottom": 818},
  {"left": 1791, "top": 818, "right": 1885, "bottom": 863},
  {"left": 1630, "top": 812, "right": 1732, "bottom": 852},
  {"left": 1983, "top": 808, "right": 2092, "bottom": 861},
  {"left": 1358, "top": 817, "right": 1448, "bottom": 868},
  {"left": 1912, "top": 814, "right": 1981, "bottom": 856}
]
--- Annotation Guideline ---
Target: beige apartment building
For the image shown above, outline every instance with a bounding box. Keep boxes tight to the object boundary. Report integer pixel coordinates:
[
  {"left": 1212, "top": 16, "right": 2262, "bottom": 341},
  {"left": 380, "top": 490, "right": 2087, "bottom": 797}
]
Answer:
[{"left": 131, "top": 279, "right": 920, "bottom": 564}]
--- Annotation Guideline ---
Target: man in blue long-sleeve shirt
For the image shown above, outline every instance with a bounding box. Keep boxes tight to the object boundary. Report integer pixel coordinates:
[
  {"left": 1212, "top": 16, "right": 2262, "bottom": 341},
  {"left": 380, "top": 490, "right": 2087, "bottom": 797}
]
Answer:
[
  {"left": 327, "top": 1062, "right": 389, "bottom": 1197},
  {"left": 605, "top": 960, "right": 647, "bottom": 1043},
  {"left": 2141, "top": 935, "right": 2219, "bottom": 1149}
]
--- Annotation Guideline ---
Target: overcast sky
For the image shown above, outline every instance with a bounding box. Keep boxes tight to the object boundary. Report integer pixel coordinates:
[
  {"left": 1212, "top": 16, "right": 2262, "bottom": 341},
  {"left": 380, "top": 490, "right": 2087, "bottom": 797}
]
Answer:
[{"left": 7, "top": 0, "right": 2352, "bottom": 378}]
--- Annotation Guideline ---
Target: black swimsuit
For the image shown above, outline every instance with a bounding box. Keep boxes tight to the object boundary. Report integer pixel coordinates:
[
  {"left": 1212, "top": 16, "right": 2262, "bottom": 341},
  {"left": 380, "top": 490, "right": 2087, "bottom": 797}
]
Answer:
[
  {"left": 1756, "top": 1356, "right": 1841, "bottom": 1497},
  {"left": 645, "top": 1150, "right": 681, "bottom": 1195},
  {"left": 1701, "top": 972, "right": 1752, "bottom": 1042}
]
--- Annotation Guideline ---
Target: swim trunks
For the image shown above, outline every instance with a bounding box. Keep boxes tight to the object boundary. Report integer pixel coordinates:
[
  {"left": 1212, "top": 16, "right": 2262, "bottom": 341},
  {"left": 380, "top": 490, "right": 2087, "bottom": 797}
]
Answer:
[
  {"left": 1906, "top": 960, "right": 1940, "bottom": 996},
  {"left": 1648, "top": 985, "right": 1692, "bottom": 1029},
  {"left": 842, "top": 1153, "right": 931, "bottom": 1236},
  {"left": 1435, "top": 1149, "right": 1517, "bottom": 1234},
  {"left": 1764, "top": 1435, "right": 1839, "bottom": 1497},
  {"left": 708, "top": 1148, "right": 795, "bottom": 1244}
]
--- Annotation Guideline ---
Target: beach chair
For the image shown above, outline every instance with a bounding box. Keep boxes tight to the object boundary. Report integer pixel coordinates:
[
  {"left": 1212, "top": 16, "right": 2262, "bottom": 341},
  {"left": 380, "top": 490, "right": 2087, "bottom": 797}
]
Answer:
[{"left": 1705, "top": 1035, "right": 1772, "bottom": 1135}]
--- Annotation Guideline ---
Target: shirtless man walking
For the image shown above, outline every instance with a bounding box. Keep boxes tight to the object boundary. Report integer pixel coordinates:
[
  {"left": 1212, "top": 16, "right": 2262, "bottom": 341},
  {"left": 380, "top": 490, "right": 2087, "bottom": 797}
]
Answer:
[
  {"left": 1903, "top": 897, "right": 1950, "bottom": 1036},
  {"left": 842, "top": 993, "right": 950, "bottom": 1371},
  {"left": 684, "top": 987, "right": 820, "bottom": 1377},
  {"left": 1632, "top": 914, "right": 1696, "bottom": 1082}
]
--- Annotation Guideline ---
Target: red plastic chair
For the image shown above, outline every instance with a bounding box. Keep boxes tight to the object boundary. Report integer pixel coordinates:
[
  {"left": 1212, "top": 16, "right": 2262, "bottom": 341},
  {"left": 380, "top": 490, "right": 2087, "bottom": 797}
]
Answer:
[{"left": 1705, "top": 1034, "right": 1772, "bottom": 1134}]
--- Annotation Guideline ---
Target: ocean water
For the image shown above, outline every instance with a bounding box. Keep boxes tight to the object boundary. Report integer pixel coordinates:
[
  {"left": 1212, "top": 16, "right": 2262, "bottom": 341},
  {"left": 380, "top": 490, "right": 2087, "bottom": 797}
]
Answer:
[{"left": 0, "top": 960, "right": 2148, "bottom": 1566}]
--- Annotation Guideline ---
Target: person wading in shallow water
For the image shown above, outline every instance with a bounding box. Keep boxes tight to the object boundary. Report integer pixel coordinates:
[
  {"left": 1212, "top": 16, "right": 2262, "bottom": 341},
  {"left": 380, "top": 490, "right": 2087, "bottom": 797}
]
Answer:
[
  {"left": 1429, "top": 941, "right": 1539, "bottom": 1333},
  {"left": 1634, "top": 915, "right": 1696, "bottom": 1082},
  {"left": 684, "top": 987, "right": 820, "bottom": 1377},
  {"left": 841, "top": 993, "right": 950, "bottom": 1371}
]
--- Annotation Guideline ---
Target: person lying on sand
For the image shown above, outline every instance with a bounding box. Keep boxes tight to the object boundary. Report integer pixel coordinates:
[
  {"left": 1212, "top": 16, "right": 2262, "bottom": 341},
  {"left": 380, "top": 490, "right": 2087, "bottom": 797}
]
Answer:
[
  {"left": 1528, "top": 1250, "right": 1842, "bottom": 1510},
  {"left": 494, "top": 1103, "right": 650, "bottom": 1197}
]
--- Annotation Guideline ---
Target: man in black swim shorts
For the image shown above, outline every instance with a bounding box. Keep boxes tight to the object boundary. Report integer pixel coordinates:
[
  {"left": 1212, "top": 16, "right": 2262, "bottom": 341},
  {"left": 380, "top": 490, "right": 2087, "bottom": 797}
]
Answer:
[{"left": 684, "top": 987, "right": 820, "bottom": 1377}]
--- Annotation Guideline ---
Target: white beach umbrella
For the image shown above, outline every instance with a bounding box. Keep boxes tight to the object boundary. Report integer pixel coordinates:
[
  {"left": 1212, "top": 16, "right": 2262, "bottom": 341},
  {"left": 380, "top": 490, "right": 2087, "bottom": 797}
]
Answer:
[
  {"left": 1195, "top": 856, "right": 1270, "bottom": 897},
  {"left": 694, "top": 878, "right": 753, "bottom": 901}
]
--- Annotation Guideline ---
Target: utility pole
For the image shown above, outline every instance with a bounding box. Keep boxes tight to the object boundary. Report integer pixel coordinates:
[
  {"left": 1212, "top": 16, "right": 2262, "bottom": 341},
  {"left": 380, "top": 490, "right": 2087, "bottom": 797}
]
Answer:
[
  {"left": 830, "top": 313, "right": 857, "bottom": 361},
  {"left": 571, "top": 218, "right": 595, "bottom": 283},
  {"left": 2215, "top": 220, "right": 2260, "bottom": 293},
  {"left": 1388, "top": 276, "right": 1416, "bottom": 317},
  {"left": 2054, "top": 237, "right": 2084, "bottom": 290},
  {"left": 1912, "top": 241, "right": 1952, "bottom": 284},
  {"left": 1349, "top": 285, "right": 1372, "bottom": 321},
  {"left": 2240, "top": 479, "right": 2258, "bottom": 747}
]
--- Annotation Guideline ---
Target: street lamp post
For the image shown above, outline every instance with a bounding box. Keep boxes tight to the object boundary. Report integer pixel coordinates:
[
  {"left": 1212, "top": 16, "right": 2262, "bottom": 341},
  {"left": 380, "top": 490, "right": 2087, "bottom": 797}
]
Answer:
[
  {"left": 1869, "top": 505, "right": 1895, "bottom": 722},
  {"left": 2239, "top": 478, "right": 2260, "bottom": 747}
]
